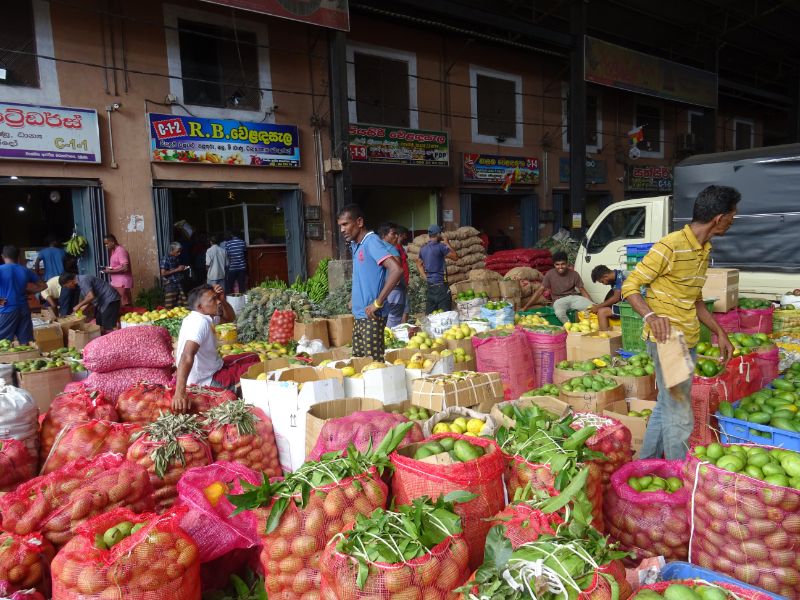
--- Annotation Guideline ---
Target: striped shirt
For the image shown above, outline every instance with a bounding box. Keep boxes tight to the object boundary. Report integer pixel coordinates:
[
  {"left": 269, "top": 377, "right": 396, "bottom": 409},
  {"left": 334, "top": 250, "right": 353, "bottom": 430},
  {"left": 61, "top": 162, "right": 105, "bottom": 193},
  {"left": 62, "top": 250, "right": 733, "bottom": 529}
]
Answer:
[
  {"left": 621, "top": 225, "right": 711, "bottom": 347},
  {"left": 224, "top": 237, "right": 247, "bottom": 271}
]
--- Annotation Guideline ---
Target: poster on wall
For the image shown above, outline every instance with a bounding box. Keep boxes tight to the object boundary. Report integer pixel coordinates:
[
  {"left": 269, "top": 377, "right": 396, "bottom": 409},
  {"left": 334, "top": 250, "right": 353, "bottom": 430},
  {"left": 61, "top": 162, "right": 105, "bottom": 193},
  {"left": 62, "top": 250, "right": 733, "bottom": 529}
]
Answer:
[
  {"left": 200, "top": 0, "right": 349, "bottom": 31},
  {"left": 625, "top": 165, "right": 673, "bottom": 192},
  {"left": 462, "top": 153, "right": 539, "bottom": 184},
  {"left": 349, "top": 124, "right": 449, "bottom": 166},
  {"left": 0, "top": 102, "right": 100, "bottom": 163},
  {"left": 148, "top": 113, "right": 300, "bottom": 167}
]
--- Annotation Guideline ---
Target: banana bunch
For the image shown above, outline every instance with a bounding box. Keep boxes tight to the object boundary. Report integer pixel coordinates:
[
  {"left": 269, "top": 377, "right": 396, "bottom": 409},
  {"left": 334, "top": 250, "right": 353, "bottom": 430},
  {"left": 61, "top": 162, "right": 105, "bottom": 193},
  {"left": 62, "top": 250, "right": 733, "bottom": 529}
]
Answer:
[
  {"left": 65, "top": 234, "right": 88, "bottom": 257},
  {"left": 305, "top": 257, "right": 330, "bottom": 302}
]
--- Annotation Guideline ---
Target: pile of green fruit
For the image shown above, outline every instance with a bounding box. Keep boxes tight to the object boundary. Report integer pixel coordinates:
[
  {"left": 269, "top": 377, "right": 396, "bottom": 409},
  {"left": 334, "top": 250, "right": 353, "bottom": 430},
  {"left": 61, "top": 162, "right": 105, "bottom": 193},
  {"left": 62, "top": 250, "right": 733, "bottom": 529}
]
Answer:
[
  {"left": 693, "top": 442, "right": 800, "bottom": 488},
  {"left": 720, "top": 378, "right": 800, "bottom": 434},
  {"left": 627, "top": 407, "right": 653, "bottom": 418},
  {"left": 0, "top": 340, "right": 36, "bottom": 353},
  {"left": 484, "top": 300, "right": 510, "bottom": 311},
  {"left": 455, "top": 289, "right": 489, "bottom": 302},
  {"left": 598, "top": 353, "right": 655, "bottom": 377},
  {"left": 47, "top": 347, "right": 82, "bottom": 360},
  {"left": 697, "top": 333, "right": 771, "bottom": 359},
  {"left": 695, "top": 358, "right": 723, "bottom": 377},
  {"left": 739, "top": 297, "right": 773, "bottom": 310},
  {"left": 627, "top": 474, "right": 683, "bottom": 493},
  {"left": 522, "top": 383, "right": 560, "bottom": 397},
  {"left": 94, "top": 520, "right": 145, "bottom": 550},
  {"left": 556, "top": 359, "right": 598, "bottom": 372},
  {"left": 561, "top": 375, "right": 619, "bottom": 394},
  {"left": 636, "top": 582, "right": 736, "bottom": 600},
  {"left": 412, "top": 437, "right": 485, "bottom": 462},
  {"left": 13, "top": 358, "right": 66, "bottom": 372},
  {"left": 401, "top": 406, "right": 431, "bottom": 421}
]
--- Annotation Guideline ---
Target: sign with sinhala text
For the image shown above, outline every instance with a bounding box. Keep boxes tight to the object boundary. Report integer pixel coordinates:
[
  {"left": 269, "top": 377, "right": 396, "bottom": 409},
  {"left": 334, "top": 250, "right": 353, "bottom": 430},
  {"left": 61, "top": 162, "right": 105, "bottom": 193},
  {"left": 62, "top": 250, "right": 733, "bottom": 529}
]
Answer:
[
  {"left": 463, "top": 153, "right": 540, "bottom": 184},
  {"left": 0, "top": 102, "right": 100, "bottom": 163},
  {"left": 148, "top": 113, "right": 300, "bottom": 168},
  {"left": 349, "top": 124, "right": 449, "bottom": 167},
  {"left": 625, "top": 165, "right": 673, "bottom": 192},
  {"left": 200, "top": 0, "right": 349, "bottom": 31}
]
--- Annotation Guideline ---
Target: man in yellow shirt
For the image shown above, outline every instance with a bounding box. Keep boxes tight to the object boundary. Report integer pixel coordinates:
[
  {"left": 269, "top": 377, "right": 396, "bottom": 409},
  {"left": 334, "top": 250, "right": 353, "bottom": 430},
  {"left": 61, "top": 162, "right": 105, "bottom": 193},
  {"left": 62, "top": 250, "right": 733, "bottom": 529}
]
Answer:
[{"left": 621, "top": 185, "right": 738, "bottom": 460}]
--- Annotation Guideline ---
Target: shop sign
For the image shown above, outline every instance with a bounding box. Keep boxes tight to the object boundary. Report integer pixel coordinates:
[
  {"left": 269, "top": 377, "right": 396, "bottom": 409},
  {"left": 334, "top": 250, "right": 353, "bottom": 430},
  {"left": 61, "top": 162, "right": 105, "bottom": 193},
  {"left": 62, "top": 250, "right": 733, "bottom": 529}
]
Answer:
[
  {"left": 349, "top": 124, "right": 449, "bottom": 167},
  {"left": 625, "top": 164, "right": 673, "bottom": 192},
  {"left": 462, "top": 153, "right": 539, "bottom": 184},
  {"left": 558, "top": 157, "right": 607, "bottom": 184},
  {"left": 148, "top": 113, "right": 300, "bottom": 168},
  {"left": 200, "top": 0, "right": 349, "bottom": 31},
  {"left": 0, "top": 102, "right": 100, "bottom": 163}
]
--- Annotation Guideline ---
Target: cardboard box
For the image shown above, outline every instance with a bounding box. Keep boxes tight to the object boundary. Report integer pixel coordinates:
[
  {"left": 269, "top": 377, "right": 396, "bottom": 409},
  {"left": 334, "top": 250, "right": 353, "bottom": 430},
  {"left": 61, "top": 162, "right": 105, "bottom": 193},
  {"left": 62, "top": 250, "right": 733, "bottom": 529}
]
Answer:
[
  {"left": 450, "top": 279, "right": 500, "bottom": 300},
  {"left": 411, "top": 372, "right": 504, "bottom": 412},
  {"left": 490, "top": 395, "right": 572, "bottom": 428},
  {"left": 57, "top": 315, "right": 86, "bottom": 345},
  {"left": 385, "top": 348, "right": 455, "bottom": 396},
  {"left": 240, "top": 358, "right": 298, "bottom": 409},
  {"left": 0, "top": 347, "right": 41, "bottom": 364},
  {"left": 702, "top": 268, "right": 739, "bottom": 313},
  {"left": 553, "top": 367, "right": 596, "bottom": 385},
  {"left": 566, "top": 331, "right": 622, "bottom": 362},
  {"left": 498, "top": 280, "right": 522, "bottom": 309},
  {"left": 294, "top": 318, "right": 330, "bottom": 347},
  {"left": 305, "top": 397, "right": 394, "bottom": 456},
  {"left": 603, "top": 399, "right": 657, "bottom": 458},
  {"left": 309, "top": 346, "right": 352, "bottom": 365},
  {"left": 327, "top": 315, "right": 354, "bottom": 348},
  {"left": 443, "top": 338, "right": 477, "bottom": 371},
  {"left": 17, "top": 365, "right": 72, "bottom": 413},
  {"left": 67, "top": 323, "right": 101, "bottom": 351},
  {"left": 265, "top": 367, "right": 345, "bottom": 472},
  {"left": 559, "top": 383, "right": 625, "bottom": 413},
  {"left": 328, "top": 358, "right": 408, "bottom": 405},
  {"left": 609, "top": 373, "right": 657, "bottom": 400},
  {"left": 32, "top": 323, "right": 65, "bottom": 353}
]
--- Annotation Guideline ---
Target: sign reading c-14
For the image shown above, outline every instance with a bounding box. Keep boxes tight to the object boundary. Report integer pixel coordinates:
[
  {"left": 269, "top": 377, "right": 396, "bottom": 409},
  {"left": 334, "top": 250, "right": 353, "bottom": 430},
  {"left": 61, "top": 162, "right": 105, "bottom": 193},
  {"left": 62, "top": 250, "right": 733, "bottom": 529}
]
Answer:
[{"left": 148, "top": 113, "right": 300, "bottom": 167}]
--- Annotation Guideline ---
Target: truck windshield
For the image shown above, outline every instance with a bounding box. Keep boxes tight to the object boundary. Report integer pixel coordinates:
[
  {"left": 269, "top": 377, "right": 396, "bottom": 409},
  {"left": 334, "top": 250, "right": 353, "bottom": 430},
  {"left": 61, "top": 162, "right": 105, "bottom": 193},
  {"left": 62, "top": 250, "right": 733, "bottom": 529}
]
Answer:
[{"left": 586, "top": 206, "right": 646, "bottom": 253}]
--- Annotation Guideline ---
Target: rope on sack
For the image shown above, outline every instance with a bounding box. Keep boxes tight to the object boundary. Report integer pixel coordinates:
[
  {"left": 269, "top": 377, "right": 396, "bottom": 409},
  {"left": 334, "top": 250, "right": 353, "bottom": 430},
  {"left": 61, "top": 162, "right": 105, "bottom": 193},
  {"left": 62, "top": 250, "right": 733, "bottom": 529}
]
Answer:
[{"left": 687, "top": 457, "right": 705, "bottom": 563}]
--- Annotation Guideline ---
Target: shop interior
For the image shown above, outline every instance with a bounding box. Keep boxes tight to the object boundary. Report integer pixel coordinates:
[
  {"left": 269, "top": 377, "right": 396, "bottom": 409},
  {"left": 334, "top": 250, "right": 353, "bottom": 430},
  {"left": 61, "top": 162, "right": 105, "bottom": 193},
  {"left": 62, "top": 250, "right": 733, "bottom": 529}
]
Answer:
[
  {"left": 470, "top": 193, "right": 522, "bottom": 251},
  {"left": 352, "top": 187, "right": 438, "bottom": 239}
]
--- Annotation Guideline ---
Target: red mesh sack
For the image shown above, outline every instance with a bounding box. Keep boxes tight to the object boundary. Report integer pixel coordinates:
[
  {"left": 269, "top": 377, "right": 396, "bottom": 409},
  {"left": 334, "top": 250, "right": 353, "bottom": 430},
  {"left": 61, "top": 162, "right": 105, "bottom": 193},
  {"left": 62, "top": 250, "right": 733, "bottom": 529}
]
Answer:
[
  {"left": 390, "top": 434, "right": 505, "bottom": 570},
  {"left": 712, "top": 310, "right": 740, "bottom": 336},
  {"left": 200, "top": 547, "right": 260, "bottom": 592},
  {"left": 256, "top": 469, "right": 389, "bottom": 599},
  {"left": 0, "top": 585, "right": 46, "bottom": 600},
  {"left": 50, "top": 507, "right": 200, "bottom": 600},
  {"left": 684, "top": 445, "right": 800, "bottom": 597},
  {"left": 127, "top": 432, "right": 212, "bottom": 512},
  {"left": 634, "top": 580, "right": 774, "bottom": 599},
  {"left": 39, "top": 388, "right": 117, "bottom": 464},
  {"left": 753, "top": 345, "right": 780, "bottom": 388},
  {"left": 738, "top": 306, "right": 774, "bottom": 334},
  {"left": 603, "top": 459, "right": 689, "bottom": 562},
  {"left": 268, "top": 309, "right": 296, "bottom": 345},
  {"left": 41, "top": 420, "right": 140, "bottom": 474},
  {"left": 85, "top": 368, "right": 174, "bottom": 404},
  {"left": 504, "top": 456, "right": 604, "bottom": 532},
  {"left": 0, "top": 453, "right": 154, "bottom": 547},
  {"left": 0, "top": 438, "right": 36, "bottom": 492},
  {"left": 0, "top": 532, "right": 55, "bottom": 596},
  {"left": 518, "top": 327, "right": 568, "bottom": 388},
  {"left": 319, "top": 532, "right": 470, "bottom": 600},
  {"left": 572, "top": 413, "right": 633, "bottom": 489},
  {"left": 203, "top": 401, "right": 281, "bottom": 479},
  {"left": 175, "top": 461, "right": 262, "bottom": 563},
  {"left": 308, "top": 410, "right": 423, "bottom": 461},
  {"left": 82, "top": 325, "right": 175, "bottom": 373},
  {"left": 473, "top": 329, "right": 536, "bottom": 400},
  {"left": 117, "top": 383, "right": 233, "bottom": 426},
  {"left": 489, "top": 503, "right": 564, "bottom": 548}
]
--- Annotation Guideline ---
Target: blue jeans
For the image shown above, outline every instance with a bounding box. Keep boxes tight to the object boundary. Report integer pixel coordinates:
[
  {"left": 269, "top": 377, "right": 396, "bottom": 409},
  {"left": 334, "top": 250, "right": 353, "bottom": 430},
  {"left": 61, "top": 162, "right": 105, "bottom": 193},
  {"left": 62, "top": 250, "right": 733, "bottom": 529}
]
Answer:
[
  {"left": 641, "top": 340, "right": 697, "bottom": 460},
  {"left": 0, "top": 307, "right": 34, "bottom": 344}
]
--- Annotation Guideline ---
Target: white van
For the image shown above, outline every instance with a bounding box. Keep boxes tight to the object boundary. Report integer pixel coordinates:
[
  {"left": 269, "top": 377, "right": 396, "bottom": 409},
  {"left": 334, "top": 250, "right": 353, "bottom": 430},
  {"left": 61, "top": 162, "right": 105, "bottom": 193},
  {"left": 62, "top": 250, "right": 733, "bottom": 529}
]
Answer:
[{"left": 575, "top": 144, "right": 800, "bottom": 302}]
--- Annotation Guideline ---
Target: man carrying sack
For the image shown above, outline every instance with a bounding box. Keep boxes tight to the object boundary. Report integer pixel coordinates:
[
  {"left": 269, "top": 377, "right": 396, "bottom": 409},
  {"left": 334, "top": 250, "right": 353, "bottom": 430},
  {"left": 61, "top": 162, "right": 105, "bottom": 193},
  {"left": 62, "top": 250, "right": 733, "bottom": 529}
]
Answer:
[{"left": 621, "top": 185, "right": 739, "bottom": 460}]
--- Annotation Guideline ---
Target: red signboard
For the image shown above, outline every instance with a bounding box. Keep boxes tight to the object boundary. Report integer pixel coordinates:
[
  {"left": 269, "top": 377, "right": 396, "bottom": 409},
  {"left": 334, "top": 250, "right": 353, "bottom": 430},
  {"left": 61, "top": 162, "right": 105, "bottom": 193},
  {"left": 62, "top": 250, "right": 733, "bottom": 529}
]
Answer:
[{"left": 200, "top": 0, "right": 349, "bottom": 31}]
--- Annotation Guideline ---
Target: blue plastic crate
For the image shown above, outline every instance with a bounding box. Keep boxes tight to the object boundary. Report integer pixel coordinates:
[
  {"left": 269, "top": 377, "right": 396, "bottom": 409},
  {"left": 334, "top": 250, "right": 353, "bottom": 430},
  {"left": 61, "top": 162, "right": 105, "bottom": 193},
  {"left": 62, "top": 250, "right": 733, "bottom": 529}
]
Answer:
[
  {"left": 625, "top": 243, "right": 655, "bottom": 254},
  {"left": 661, "top": 562, "right": 784, "bottom": 599},
  {"left": 716, "top": 401, "right": 800, "bottom": 450}
]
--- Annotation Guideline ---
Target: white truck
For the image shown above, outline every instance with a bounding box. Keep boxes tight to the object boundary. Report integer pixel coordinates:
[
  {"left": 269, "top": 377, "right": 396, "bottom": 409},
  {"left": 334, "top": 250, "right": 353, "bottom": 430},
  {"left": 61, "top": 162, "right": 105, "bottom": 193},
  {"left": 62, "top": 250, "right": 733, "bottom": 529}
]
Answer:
[{"left": 576, "top": 144, "right": 800, "bottom": 302}]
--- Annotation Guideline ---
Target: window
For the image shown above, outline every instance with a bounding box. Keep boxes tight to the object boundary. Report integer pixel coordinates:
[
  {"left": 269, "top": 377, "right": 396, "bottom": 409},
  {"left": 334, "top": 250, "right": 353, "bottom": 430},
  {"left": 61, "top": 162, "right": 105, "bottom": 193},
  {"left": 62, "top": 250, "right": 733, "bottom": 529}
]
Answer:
[
  {"left": 353, "top": 52, "right": 410, "bottom": 127},
  {"left": 688, "top": 110, "right": 705, "bottom": 150},
  {"left": 346, "top": 43, "right": 417, "bottom": 128},
  {"left": 178, "top": 19, "right": 259, "bottom": 110},
  {"left": 734, "top": 119, "right": 754, "bottom": 150},
  {"left": 561, "top": 84, "right": 602, "bottom": 153},
  {"left": 0, "top": 1, "right": 38, "bottom": 87},
  {"left": 634, "top": 103, "right": 664, "bottom": 157},
  {"left": 470, "top": 66, "right": 523, "bottom": 146},
  {"left": 586, "top": 207, "right": 646, "bottom": 254}
]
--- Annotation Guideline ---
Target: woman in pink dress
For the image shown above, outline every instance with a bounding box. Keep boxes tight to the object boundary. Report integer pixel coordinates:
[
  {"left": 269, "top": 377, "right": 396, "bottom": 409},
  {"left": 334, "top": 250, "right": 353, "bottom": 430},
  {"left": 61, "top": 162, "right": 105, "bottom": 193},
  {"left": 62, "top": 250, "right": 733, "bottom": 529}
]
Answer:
[{"left": 102, "top": 234, "right": 133, "bottom": 306}]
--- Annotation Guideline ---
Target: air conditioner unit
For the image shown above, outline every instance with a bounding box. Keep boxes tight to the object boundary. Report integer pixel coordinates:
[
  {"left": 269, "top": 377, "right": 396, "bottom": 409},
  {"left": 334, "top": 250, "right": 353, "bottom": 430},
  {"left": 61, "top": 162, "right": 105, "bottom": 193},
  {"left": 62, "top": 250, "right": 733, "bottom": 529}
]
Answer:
[{"left": 677, "top": 133, "right": 697, "bottom": 152}]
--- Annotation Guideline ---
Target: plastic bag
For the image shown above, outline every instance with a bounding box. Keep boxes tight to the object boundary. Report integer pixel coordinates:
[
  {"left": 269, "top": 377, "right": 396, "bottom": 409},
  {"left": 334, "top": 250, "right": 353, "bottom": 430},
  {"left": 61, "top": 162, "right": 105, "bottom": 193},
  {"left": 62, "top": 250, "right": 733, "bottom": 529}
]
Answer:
[
  {"left": 41, "top": 420, "right": 140, "bottom": 474},
  {"left": 320, "top": 533, "right": 470, "bottom": 600},
  {"left": 0, "top": 379, "right": 39, "bottom": 466},
  {"left": 205, "top": 405, "right": 282, "bottom": 480},
  {"left": 268, "top": 309, "right": 296, "bottom": 345},
  {"left": 479, "top": 304, "right": 515, "bottom": 328},
  {"left": 296, "top": 335, "right": 328, "bottom": 355},
  {"left": 82, "top": 325, "right": 175, "bottom": 373},
  {"left": 603, "top": 459, "right": 689, "bottom": 561},
  {"left": 391, "top": 434, "right": 505, "bottom": 570},
  {"left": 117, "top": 383, "right": 234, "bottom": 426},
  {"left": 175, "top": 462, "right": 262, "bottom": 563},
  {"left": 0, "top": 532, "right": 54, "bottom": 596},
  {"left": 0, "top": 439, "right": 36, "bottom": 492},
  {"left": 421, "top": 406, "right": 496, "bottom": 438},
  {"left": 473, "top": 329, "right": 536, "bottom": 400},
  {"left": 518, "top": 327, "right": 568, "bottom": 388},
  {"left": 308, "top": 411, "right": 423, "bottom": 461},
  {"left": 422, "top": 311, "right": 459, "bottom": 338},
  {"left": 256, "top": 469, "right": 389, "bottom": 599},
  {"left": 0, "top": 453, "right": 154, "bottom": 547},
  {"left": 50, "top": 508, "right": 200, "bottom": 600},
  {"left": 572, "top": 413, "right": 632, "bottom": 489}
]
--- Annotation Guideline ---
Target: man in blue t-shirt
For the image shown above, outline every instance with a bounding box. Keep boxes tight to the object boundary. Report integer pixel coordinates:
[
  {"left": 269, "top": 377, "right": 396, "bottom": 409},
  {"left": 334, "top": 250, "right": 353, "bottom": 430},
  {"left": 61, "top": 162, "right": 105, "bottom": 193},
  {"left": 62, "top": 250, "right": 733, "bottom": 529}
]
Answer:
[
  {"left": 0, "top": 246, "right": 45, "bottom": 343},
  {"left": 337, "top": 204, "right": 402, "bottom": 360},
  {"left": 416, "top": 224, "right": 458, "bottom": 314},
  {"left": 34, "top": 237, "right": 66, "bottom": 282},
  {"left": 590, "top": 265, "right": 627, "bottom": 331}
]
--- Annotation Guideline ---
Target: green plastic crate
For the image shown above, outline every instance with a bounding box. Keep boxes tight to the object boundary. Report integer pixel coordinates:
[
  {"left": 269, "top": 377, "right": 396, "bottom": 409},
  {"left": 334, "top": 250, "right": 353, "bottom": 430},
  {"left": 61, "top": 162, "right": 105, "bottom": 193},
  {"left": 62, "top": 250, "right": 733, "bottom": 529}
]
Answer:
[
  {"left": 619, "top": 300, "right": 717, "bottom": 352},
  {"left": 698, "top": 299, "right": 716, "bottom": 344},
  {"left": 517, "top": 306, "right": 562, "bottom": 326}
]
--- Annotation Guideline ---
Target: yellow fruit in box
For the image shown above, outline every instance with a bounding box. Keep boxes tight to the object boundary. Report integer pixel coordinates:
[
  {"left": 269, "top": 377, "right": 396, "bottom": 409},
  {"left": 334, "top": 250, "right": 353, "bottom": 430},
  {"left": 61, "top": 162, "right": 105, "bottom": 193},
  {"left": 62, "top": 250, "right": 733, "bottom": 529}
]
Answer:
[
  {"left": 318, "top": 359, "right": 332, "bottom": 367},
  {"left": 407, "top": 361, "right": 423, "bottom": 369},
  {"left": 393, "top": 359, "right": 407, "bottom": 366},
  {"left": 256, "top": 372, "right": 267, "bottom": 381},
  {"left": 466, "top": 418, "right": 484, "bottom": 434},
  {"left": 432, "top": 423, "right": 450, "bottom": 434},
  {"left": 464, "top": 432, "right": 478, "bottom": 437},
  {"left": 592, "top": 358, "right": 607, "bottom": 368},
  {"left": 449, "top": 423, "right": 465, "bottom": 434},
  {"left": 362, "top": 362, "right": 387, "bottom": 372},
  {"left": 453, "top": 417, "right": 468, "bottom": 430},
  {"left": 463, "top": 354, "right": 472, "bottom": 362},
  {"left": 422, "top": 359, "right": 434, "bottom": 369},
  {"left": 341, "top": 366, "right": 356, "bottom": 377}
]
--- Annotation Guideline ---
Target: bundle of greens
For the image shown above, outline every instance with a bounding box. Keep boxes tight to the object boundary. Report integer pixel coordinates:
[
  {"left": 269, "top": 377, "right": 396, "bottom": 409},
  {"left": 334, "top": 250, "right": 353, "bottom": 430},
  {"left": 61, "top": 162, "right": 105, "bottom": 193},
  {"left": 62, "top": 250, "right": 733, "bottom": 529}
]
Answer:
[{"left": 236, "top": 287, "right": 314, "bottom": 342}]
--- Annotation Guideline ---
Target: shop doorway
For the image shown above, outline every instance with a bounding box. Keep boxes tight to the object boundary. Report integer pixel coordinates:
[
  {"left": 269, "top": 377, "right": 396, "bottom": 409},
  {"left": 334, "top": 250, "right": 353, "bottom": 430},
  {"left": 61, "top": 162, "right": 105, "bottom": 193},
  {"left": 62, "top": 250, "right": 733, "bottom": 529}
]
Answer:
[
  {"left": 152, "top": 184, "right": 306, "bottom": 288},
  {"left": 352, "top": 187, "right": 438, "bottom": 238},
  {"left": 459, "top": 190, "right": 538, "bottom": 249}
]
